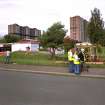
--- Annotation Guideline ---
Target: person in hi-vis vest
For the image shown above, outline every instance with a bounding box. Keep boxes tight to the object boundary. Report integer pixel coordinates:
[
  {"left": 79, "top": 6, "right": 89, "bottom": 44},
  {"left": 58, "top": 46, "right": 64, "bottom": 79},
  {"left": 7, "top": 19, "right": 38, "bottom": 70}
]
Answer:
[
  {"left": 73, "top": 50, "right": 81, "bottom": 74},
  {"left": 68, "top": 48, "right": 74, "bottom": 73}
]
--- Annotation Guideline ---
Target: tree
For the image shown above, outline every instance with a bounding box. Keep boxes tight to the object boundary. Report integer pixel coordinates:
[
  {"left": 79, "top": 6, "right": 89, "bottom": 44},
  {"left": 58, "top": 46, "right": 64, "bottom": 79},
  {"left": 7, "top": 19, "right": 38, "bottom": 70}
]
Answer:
[
  {"left": 40, "top": 22, "right": 67, "bottom": 58},
  {"left": 4, "top": 34, "right": 21, "bottom": 43},
  {"left": 99, "top": 29, "right": 105, "bottom": 46},
  {"left": 0, "top": 37, "right": 5, "bottom": 43},
  {"left": 63, "top": 36, "right": 76, "bottom": 53},
  {"left": 88, "top": 8, "right": 105, "bottom": 45}
]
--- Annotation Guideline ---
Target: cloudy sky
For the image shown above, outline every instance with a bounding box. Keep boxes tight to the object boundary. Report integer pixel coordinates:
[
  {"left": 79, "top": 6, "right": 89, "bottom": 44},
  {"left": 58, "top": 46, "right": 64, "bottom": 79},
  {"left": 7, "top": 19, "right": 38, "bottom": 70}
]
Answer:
[{"left": 0, "top": 0, "right": 105, "bottom": 36}]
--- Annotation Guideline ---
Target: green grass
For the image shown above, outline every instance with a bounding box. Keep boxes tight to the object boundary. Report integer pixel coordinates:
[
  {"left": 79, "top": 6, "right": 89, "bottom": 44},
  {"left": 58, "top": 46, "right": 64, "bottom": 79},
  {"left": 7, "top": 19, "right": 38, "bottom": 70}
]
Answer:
[
  {"left": 0, "top": 51, "right": 105, "bottom": 68},
  {"left": 97, "top": 47, "right": 105, "bottom": 61},
  {"left": 0, "top": 51, "right": 68, "bottom": 66}
]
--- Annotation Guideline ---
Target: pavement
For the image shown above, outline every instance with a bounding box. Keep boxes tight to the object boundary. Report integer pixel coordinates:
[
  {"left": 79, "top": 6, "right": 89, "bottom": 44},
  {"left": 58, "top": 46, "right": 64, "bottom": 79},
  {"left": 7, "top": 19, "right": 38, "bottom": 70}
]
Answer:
[{"left": 0, "top": 63, "right": 105, "bottom": 79}]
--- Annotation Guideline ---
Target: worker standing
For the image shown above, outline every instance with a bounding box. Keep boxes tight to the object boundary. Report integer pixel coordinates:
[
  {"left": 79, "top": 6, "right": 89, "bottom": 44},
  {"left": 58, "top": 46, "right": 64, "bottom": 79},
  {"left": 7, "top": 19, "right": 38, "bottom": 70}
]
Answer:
[
  {"left": 68, "top": 48, "right": 74, "bottom": 73},
  {"left": 78, "top": 48, "right": 85, "bottom": 72},
  {"left": 4, "top": 50, "right": 11, "bottom": 64},
  {"left": 73, "top": 50, "right": 81, "bottom": 74}
]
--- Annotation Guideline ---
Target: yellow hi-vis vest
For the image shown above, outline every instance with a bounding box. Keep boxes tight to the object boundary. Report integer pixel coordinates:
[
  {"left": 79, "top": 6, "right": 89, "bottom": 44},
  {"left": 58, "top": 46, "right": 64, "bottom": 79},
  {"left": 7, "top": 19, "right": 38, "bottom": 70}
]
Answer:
[
  {"left": 68, "top": 51, "right": 74, "bottom": 61},
  {"left": 74, "top": 54, "right": 80, "bottom": 64}
]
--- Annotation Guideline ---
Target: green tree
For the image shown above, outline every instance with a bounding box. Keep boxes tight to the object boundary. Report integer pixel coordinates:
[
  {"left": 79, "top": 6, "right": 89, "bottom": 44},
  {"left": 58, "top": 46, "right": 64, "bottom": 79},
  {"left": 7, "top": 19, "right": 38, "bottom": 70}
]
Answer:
[
  {"left": 4, "top": 34, "right": 21, "bottom": 43},
  {"left": 0, "top": 37, "right": 5, "bottom": 43},
  {"left": 88, "top": 8, "right": 105, "bottom": 45},
  {"left": 99, "top": 29, "right": 105, "bottom": 46},
  {"left": 40, "top": 22, "right": 67, "bottom": 58}
]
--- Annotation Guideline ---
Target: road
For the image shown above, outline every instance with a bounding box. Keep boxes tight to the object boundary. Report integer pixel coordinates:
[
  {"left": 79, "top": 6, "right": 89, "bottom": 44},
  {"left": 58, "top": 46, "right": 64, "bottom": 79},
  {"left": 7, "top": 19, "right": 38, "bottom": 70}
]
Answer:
[{"left": 0, "top": 70, "right": 105, "bottom": 105}]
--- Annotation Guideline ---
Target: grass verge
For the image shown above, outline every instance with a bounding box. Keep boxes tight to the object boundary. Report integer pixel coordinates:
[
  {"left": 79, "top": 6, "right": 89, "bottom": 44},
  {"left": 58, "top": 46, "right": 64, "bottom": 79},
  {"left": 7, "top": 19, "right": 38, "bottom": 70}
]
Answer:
[{"left": 0, "top": 51, "right": 105, "bottom": 68}]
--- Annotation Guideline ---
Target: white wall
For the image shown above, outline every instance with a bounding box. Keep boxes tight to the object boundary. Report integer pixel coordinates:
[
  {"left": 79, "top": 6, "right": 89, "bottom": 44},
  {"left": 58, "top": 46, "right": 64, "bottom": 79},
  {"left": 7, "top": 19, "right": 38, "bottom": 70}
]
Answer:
[
  {"left": 12, "top": 43, "right": 39, "bottom": 52},
  {"left": 31, "top": 44, "right": 39, "bottom": 52}
]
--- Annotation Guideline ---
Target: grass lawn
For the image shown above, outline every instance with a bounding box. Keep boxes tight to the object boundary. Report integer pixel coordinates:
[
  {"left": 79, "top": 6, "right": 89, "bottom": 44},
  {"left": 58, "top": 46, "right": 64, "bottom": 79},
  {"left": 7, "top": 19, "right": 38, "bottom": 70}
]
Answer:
[
  {"left": 0, "top": 51, "right": 68, "bottom": 67},
  {"left": 0, "top": 51, "right": 105, "bottom": 68}
]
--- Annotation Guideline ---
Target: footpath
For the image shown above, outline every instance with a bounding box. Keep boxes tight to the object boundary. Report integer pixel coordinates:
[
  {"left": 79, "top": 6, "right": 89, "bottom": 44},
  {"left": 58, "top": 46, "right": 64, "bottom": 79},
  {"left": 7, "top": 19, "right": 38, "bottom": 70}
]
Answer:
[{"left": 0, "top": 63, "right": 105, "bottom": 79}]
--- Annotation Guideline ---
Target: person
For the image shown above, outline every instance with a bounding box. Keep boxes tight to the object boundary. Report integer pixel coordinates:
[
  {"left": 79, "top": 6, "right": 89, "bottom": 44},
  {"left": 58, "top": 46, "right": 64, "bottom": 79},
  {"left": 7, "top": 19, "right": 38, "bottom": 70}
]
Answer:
[
  {"left": 68, "top": 48, "right": 74, "bottom": 73},
  {"left": 78, "top": 48, "right": 85, "bottom": 72},
  {"left": 4, "top": 50, "right": 11, "bottom": 64},
  {"left": 73, "top": 50, "right": 81, "bottom": 74}
]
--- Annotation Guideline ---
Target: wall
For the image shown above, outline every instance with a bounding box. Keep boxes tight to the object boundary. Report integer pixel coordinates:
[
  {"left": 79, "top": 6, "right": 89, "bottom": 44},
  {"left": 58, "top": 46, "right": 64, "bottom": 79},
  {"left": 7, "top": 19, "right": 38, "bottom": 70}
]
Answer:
[{"left": 12, "top": 43, "right": 39, "bottom": 52}]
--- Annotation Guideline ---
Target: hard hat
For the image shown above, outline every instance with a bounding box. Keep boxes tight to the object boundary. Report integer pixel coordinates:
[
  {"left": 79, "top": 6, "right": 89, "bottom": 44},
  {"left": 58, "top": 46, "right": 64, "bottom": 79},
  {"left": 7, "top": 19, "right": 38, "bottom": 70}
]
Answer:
[{"left": 81, "top": 48, "right": 84, "bottom": 52}]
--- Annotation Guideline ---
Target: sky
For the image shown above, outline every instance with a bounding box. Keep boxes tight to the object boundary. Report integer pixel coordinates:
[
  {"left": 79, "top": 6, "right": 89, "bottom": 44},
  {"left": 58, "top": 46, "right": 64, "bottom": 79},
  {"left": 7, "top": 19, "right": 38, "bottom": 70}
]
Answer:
[{"left": 0, "top": 0, "right": 105, "bottom": 36}]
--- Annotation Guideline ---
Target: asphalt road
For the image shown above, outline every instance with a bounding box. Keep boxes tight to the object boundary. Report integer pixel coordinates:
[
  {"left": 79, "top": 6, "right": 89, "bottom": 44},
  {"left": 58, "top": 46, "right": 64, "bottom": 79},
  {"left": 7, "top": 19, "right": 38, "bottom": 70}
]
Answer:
[{"left": 0, "top": 70, "right": 105, "bottom": 105}]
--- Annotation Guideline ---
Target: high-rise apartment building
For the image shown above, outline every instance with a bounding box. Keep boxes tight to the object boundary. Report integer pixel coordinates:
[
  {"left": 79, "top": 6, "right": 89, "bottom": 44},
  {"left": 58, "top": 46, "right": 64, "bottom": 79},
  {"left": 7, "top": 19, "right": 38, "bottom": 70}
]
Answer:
[
  {"left": 8, "top": 24, "right": 20, "bottom": 35},
  {"left": 70, "top": 16, "right": 89, "bottom": 42},
  {"left": 8, "top": 24, "right": 41, "bottom": 39}
]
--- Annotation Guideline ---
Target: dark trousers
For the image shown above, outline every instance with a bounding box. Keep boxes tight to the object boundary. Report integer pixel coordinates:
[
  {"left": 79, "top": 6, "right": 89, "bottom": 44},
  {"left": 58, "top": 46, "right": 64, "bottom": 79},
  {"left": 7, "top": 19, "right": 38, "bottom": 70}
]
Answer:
[
  {"left": 80, "top": 61, "right": 84, "bottom": 72},
  {"left": 5, "top": 56, "right": 10, "bottom": 64}
]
